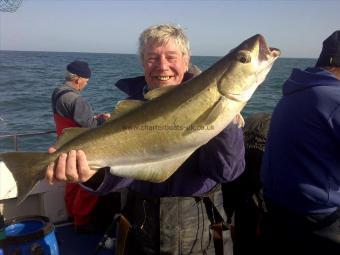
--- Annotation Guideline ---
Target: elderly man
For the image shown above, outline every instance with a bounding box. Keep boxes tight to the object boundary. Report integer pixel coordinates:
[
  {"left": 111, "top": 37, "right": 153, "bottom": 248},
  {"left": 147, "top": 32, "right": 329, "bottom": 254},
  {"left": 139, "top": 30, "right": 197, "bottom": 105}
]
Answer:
[
  {"left": 51, "top": 60, "right": 111, "bottom": 233},
  {"left": 47, "top": 24, "right": 245, "bottom": 254}
]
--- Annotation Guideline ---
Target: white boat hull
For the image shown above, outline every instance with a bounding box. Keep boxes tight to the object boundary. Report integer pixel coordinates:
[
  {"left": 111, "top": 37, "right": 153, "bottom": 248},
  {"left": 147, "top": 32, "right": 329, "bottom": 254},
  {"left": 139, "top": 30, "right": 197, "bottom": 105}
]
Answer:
[{"left": 0, "top": 161, "right": 69, "bottom": 223}]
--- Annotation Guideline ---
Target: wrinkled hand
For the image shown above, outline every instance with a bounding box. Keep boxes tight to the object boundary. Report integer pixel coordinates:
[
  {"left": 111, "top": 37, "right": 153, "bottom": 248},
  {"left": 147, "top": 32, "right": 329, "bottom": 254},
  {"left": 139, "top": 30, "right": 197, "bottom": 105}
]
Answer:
[{"left": 45, "top": 147, "right": 97, "bottom": 185}]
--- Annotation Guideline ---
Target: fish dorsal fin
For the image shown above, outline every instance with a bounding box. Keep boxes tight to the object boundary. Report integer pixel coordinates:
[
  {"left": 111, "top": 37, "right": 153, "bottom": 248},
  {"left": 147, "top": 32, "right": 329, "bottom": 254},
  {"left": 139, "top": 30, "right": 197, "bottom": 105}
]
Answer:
[
  {"left": 110, "top": 100, "right": 145, "bottom": 120},
  {"left": 54, "top": 127, "right": 89, "bottom": 149},
  {"left": 144, "top": 85, "right": 177, "bottom": 100}
]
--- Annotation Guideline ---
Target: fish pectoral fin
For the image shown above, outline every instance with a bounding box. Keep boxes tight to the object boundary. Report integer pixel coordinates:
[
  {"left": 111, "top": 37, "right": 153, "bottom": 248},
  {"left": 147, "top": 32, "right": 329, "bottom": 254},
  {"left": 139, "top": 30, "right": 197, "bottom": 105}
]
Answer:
[
  {"left": 109, "top": 151, "right": 193, "bottom": 183},
  {"left": 109, "top": 100, "right": 145, "bottom": 121},
  {"left": 144, "top": 85, "right": 177, "bottom": 100},
  {"left": 54, "top": 127, "right": 90, "bottom": 150}
]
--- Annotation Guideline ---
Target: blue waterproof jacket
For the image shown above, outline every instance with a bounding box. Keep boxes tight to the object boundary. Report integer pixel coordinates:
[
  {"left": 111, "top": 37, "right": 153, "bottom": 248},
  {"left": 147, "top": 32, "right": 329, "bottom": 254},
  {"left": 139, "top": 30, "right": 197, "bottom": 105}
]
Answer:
[
  {"left": 261, "top": 67, "right": 340, "bottom": 214},
  {"left": 90, "top": 75, "right": 245, "bottom": 197}
]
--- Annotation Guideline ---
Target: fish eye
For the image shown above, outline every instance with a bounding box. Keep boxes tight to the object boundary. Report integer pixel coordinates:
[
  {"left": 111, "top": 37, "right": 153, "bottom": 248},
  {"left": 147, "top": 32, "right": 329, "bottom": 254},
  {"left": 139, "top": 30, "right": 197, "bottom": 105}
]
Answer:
[{"left": 237, "top": 52, "right": 251, "bottom": 64}]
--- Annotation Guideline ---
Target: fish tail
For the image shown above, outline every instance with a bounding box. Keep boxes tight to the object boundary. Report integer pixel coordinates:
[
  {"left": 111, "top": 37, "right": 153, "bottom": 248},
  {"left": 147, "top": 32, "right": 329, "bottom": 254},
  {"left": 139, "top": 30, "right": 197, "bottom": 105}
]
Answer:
[{"left": 0, "top": 151, "right": 49, "bottom": 204}]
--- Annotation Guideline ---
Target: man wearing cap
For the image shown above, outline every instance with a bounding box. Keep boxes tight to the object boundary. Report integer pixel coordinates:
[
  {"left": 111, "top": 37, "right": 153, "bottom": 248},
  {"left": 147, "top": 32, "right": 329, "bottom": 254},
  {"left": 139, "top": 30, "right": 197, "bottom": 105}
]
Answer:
[
  {"left": 51, "top": 60, "right": 111, "bottom": 232},
  {"left": 260, "top": 31, "right": 340, "bottom": 254},
  {"left": 52, "top": 60, "right": 110, "bottom": 134}
]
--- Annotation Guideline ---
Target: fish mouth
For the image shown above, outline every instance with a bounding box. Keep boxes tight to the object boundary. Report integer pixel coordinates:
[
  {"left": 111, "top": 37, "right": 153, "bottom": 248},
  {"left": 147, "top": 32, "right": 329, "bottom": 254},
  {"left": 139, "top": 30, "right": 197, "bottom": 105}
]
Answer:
[
  {"left": 257, "top": 34, "right": 281, "bottom": 62},
  {"left": 226, "top": 35, "right": 281, "bottom": 101},
  {"left": 240, "top": 34, "right": 280, "bottom": 64},
  {"left": 255, "top": 35, "right": 281, "bottom": 81}
]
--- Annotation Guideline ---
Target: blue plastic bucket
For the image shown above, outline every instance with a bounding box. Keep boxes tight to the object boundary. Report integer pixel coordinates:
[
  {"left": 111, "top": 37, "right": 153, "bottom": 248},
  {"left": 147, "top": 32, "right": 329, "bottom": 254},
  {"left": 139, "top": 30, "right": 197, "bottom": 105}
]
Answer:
[{"left": 2, "top": 215, "right": 59, "bottom": 255}]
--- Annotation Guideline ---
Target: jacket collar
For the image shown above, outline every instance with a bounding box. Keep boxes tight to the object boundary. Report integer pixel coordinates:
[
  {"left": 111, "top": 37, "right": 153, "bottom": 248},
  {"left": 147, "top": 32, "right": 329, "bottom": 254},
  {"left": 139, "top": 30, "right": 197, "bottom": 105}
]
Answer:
[{"left": 115, "top": 70, "right": 199, "bottom": 99}]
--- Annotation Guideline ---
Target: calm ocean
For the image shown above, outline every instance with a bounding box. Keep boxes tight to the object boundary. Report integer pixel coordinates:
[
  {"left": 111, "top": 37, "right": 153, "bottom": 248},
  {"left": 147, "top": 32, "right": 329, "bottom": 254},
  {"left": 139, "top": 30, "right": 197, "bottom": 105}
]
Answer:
[{"left": 0, "top": 50, "right": 316, "bottom": 151}]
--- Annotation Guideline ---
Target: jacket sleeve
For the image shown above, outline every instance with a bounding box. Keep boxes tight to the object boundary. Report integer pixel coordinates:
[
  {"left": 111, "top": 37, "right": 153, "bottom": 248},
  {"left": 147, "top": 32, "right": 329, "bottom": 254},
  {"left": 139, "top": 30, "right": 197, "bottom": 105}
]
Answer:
[
  {"left": 330, "top": 105, "right": 340, "bottom": 142},
  {"left": 198, "top": 122, "right": 245, "bottom": 183},
  {"left": 73, "top": 96, "right": 100, "bottom": 128},
  {"left": 81, "top": 168, "right": 134, "bottom": 194}
]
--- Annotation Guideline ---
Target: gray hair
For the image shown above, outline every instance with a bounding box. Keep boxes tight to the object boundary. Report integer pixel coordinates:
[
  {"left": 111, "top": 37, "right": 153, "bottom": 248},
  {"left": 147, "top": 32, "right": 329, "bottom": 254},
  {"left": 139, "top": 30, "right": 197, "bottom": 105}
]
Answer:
[
  {"left": 138, "top": 24, "right": 190, "bottom": 62},
  {"left": 65, "top": 71, "right": 80, "bottom": 82}
]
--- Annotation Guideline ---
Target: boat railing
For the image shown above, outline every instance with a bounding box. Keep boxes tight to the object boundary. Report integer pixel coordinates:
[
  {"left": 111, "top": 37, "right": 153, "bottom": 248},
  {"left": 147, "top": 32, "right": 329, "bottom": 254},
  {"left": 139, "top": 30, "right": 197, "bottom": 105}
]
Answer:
[{"left": 0, "top": 130, "right": 56, "bottom": 151}]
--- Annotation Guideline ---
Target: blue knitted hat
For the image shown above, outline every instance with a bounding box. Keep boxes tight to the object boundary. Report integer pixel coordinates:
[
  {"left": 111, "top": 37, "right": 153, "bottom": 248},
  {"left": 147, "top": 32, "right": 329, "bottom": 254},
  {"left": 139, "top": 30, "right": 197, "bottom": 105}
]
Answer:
[
  {"left": 67, "top": 60, "right": 91, "bottom": 78},
  {"left": 316, "top": 30, "right": 340, "bottom": 67}
]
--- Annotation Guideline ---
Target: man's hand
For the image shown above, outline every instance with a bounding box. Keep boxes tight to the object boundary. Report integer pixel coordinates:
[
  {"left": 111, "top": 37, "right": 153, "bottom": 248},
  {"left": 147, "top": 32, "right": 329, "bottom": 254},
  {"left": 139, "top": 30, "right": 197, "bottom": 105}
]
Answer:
[{"left": 45, "top": 147, "right": 96, "bottom": 185}]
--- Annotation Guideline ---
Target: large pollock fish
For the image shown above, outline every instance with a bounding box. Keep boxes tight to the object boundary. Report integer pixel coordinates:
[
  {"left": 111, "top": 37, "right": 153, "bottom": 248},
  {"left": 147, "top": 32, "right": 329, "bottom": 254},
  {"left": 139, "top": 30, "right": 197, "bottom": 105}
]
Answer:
[{"left": 0, "top": 34, "right": 280, "bottom": 204}]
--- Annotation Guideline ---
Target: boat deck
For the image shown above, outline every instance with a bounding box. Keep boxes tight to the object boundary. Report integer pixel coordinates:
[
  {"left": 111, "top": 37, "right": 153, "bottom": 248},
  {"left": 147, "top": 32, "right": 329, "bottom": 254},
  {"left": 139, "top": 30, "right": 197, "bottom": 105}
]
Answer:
[{"left": 56, "top": 223, "right": 115, "bottom": 255}]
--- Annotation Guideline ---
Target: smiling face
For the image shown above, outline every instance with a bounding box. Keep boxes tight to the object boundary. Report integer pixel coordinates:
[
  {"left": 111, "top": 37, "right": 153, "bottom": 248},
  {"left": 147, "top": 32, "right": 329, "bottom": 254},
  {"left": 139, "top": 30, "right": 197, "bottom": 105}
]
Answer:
[{"left": 143, "top": 39, "right": 189, "bottom": 90}]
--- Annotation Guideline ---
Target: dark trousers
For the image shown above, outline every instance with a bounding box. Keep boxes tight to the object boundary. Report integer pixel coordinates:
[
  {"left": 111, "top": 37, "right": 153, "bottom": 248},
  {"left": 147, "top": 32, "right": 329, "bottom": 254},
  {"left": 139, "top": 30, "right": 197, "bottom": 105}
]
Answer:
[
  {"left": 121, "top": 189, "right": 232, "bottom": 255},
  {"left": 232, "top": 197, "right": 263, "bottom": 255},
  {"left": 260, "top": 200, "right": 340, "bottom": 255}
]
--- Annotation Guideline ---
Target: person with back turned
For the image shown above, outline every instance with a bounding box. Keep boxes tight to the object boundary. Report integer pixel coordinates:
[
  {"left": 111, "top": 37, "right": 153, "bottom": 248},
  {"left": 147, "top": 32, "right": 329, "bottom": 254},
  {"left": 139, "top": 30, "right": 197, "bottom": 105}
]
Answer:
[
  {"left": 261, "top": 31, "right": 340, "bottom": 254},
  {"left": 51, "top": 60, "right": 112, "bottom": 233},
  {"left": 52, "top": 60, "right": 110, "bottom": 134}
]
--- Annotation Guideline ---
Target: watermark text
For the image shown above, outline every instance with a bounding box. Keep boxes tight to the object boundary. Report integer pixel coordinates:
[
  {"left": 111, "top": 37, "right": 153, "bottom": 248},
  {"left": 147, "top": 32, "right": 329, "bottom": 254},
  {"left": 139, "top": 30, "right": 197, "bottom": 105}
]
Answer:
[{"left": 121, "top": 124, "right": 215, "bottom": 131}]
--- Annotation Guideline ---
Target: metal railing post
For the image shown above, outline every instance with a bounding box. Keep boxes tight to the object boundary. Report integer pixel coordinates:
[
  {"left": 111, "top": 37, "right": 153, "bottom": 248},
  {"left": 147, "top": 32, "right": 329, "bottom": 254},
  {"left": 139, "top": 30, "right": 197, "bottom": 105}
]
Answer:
[{"left": 13, "top": 135, "right": 18, "bottom": 151}]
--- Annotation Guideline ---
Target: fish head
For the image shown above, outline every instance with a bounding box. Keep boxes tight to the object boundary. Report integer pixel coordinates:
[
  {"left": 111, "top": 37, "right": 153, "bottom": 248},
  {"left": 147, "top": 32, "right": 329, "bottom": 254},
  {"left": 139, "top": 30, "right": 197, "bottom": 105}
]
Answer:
[{"left": 216, "top": 34, "right": 280, "bottom": 102}]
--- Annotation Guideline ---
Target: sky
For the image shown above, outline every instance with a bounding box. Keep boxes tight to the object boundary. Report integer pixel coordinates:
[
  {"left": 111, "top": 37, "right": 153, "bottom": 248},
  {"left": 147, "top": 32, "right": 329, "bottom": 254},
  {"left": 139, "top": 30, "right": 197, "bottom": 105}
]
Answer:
[{"left": 0, "top": 0, "right": 339, "bottom": 58}]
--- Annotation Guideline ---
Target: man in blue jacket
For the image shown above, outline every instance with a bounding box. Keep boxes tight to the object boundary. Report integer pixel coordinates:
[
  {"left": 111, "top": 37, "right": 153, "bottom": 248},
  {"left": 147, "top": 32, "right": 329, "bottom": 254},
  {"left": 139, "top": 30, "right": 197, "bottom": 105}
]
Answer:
[{"left": 261, "top": 31, "right": 340, "bottom": 254}]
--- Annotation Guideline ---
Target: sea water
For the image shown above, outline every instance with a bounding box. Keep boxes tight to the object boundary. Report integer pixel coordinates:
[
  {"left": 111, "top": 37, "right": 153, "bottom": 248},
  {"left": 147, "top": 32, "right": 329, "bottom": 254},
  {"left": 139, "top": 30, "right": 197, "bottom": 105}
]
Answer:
[{"left": 0, "top": 51, "right": 315, "bottom": 151}]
